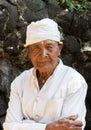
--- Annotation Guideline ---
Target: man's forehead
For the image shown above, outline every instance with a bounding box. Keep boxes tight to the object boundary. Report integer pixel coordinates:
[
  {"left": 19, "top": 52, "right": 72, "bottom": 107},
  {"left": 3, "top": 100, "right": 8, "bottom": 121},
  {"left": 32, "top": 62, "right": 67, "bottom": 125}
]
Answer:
[{"left": 30, "top": 40, "right": 57, "bottom": 46}]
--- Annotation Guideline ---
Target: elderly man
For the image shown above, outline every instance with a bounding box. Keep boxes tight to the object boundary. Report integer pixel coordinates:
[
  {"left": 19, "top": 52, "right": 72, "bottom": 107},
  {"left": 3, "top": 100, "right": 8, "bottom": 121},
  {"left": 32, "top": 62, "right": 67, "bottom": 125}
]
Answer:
[{"left": 3, "top": 18, "right": 87, "bottom": 130}]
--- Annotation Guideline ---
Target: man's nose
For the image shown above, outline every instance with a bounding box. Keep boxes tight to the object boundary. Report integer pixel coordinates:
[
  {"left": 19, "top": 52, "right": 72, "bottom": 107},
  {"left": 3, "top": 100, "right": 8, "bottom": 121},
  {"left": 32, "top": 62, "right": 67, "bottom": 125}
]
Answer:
[{"left": 42, "top": 48, "right": 48, "bottom": 56}]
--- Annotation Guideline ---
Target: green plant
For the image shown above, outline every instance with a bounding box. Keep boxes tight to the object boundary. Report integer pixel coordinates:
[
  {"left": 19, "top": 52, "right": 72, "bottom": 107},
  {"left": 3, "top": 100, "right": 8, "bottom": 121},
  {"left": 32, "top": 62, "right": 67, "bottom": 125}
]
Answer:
[{"left": 58, "top": 0, "right": 89, "bottom": 12}]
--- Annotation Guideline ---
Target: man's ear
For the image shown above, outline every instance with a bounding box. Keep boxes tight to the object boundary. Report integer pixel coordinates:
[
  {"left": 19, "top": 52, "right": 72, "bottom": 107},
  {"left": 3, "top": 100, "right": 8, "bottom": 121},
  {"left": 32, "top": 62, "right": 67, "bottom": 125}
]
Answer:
[
  {"left": 25, "top": 46, "right": 29, "bottom": 53},
  {"left": 25, "top": 47, "right": 31, "bottom": 59},
  {"left": 58, "top": 44, "right": 63, "bottom": 53}
]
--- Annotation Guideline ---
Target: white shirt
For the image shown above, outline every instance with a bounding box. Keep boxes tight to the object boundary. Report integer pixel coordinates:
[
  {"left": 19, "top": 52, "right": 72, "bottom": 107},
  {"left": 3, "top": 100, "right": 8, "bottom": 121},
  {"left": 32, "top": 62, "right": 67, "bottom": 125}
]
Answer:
[{"left": 3, "top": 59, "right": 87, "bottom": 130}]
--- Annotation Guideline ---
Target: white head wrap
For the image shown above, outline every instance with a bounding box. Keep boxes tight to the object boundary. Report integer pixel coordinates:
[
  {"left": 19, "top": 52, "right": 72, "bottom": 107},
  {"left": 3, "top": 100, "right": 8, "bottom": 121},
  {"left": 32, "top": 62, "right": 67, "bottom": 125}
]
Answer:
[{"left": 24, "top": 18, "right": 64, "bottom": 47}]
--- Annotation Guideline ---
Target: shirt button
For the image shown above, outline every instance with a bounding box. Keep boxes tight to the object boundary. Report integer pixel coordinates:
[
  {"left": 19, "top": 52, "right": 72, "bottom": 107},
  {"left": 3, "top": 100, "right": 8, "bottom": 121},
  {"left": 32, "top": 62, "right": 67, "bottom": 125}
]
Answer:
[
  {"left": 35, "top": 114, "right": 40, "bottom": 120},
  {"left": 36, "top": 96, "right": 40, "bottom": 101}
]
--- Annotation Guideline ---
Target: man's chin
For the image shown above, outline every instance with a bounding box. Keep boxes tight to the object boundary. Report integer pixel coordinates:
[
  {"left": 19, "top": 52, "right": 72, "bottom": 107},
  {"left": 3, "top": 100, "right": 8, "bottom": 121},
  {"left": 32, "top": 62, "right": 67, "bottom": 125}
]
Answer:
[{"left": 37, "top": 66, "right": 51, "bottom": 72}]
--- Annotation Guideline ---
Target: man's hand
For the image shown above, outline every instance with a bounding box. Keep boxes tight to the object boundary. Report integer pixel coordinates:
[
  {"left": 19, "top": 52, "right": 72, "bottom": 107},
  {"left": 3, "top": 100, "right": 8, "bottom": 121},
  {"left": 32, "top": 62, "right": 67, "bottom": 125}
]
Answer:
[{"left": 45, "top": 115, "right": 83, "bottom": 130}]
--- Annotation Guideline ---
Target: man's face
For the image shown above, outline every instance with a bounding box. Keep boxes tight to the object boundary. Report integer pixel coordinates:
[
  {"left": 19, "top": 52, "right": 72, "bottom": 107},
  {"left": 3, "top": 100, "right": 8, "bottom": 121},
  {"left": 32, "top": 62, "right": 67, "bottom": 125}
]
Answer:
[{"left": 26, "top": 40, "right": 62, "bottom": 73}]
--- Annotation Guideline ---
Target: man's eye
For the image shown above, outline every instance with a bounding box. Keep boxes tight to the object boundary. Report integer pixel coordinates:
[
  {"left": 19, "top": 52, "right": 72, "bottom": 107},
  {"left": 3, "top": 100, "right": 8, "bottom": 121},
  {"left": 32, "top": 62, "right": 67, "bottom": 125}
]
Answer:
[
  {"left": 30, "top": 46, "right": 40, "bottom": 53},
  {"left": 46, "top": 46, "right": 53, "bottom": 50},
  {"left": 31, "top": 46, "right": 39, "bottom": 51},
  {"left": 33, "top": 48, "right": 40, "bottom": 52}
]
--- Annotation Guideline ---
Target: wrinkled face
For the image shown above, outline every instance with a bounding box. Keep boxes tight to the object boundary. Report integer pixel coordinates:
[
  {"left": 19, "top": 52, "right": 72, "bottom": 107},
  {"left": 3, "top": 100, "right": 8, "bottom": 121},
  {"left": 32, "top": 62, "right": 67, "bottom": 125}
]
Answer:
[{"left": 26, "top": 40, "right": 63, "bottom": 73}]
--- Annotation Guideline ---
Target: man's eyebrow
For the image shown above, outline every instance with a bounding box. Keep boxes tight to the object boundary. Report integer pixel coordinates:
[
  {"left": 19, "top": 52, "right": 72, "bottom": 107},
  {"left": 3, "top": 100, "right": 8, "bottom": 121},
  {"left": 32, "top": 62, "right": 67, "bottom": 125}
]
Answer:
[{"left": 45, "top": 41, "right": 56, "bottom": 44}]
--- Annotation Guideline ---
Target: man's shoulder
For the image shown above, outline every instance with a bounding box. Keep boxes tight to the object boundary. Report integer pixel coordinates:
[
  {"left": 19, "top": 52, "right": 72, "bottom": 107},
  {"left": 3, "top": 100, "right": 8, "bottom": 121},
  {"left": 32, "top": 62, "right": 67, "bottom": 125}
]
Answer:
[
  {"left": 62, "top": 64, "right": 87, "bottom": 85},
  {"left": 11, "top": 68, "right": 34, "bottom": 86}
]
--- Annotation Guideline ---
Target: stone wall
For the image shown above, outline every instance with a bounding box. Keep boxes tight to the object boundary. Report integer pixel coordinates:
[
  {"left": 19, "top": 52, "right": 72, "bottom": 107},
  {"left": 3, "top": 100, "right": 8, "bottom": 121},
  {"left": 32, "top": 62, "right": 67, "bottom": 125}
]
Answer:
[{"left": 0, "top": 0, "right": 91, "bottom": 130}]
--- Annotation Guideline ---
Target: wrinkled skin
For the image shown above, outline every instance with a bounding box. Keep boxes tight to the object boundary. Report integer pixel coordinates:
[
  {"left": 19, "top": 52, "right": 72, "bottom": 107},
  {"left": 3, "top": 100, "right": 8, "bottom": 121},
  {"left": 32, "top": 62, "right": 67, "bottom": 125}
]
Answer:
[
  {"left": 26, "top": 39, "right": 62, "bottom": 73},
  {"left": 46, "top": 115, "right": 83, "bottom": 130}
]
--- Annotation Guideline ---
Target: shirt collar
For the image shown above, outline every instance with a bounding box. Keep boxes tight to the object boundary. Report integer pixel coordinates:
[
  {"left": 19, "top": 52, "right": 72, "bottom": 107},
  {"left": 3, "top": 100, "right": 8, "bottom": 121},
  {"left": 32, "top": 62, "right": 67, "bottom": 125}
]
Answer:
[{"left": 32, "top": 58, "right": 64, "bottom": 78}]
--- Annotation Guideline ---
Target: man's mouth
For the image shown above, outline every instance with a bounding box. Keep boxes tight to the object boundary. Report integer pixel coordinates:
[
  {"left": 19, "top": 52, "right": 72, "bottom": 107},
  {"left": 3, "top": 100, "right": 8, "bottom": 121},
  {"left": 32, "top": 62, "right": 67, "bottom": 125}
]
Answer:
[{"left": 37, "top": 61, "right": 50, "bottom": 66}]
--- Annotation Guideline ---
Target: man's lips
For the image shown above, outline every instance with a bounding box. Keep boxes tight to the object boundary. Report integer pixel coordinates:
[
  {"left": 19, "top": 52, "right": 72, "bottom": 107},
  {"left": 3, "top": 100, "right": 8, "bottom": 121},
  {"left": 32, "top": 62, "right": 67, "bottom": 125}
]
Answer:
[{"left": 37, "top": 61, "right": 50, "bottom": 65}]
